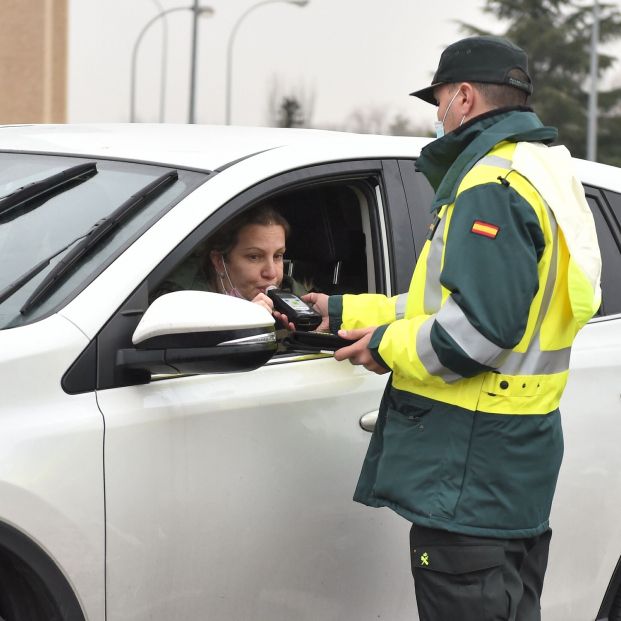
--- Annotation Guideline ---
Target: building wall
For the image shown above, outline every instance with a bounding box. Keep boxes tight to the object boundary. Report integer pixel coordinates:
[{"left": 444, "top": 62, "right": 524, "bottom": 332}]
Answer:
[{"left": 0, "top": 0, "right": 68, "bottom": 123}]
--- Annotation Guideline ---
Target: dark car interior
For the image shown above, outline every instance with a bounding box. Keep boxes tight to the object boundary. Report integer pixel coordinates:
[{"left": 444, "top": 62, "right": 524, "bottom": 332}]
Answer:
[
  {"left": 151, "top": 178, "right": 378, "bottom": 302},
  {"left": 274, "top": 182, "right": 370, "bottom": 295}
]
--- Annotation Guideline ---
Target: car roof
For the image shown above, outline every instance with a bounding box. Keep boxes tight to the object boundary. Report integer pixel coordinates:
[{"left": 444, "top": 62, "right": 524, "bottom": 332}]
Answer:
[
  {"left": 0, "top": 124, "right": 432, "bottom": 171},
  {"left": 1, "top": 124, "right": 620, "bottom": 194}
]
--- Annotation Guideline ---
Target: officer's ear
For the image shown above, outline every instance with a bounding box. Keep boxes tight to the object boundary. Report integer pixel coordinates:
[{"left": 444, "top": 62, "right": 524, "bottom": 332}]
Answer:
[
  {"left": 455, "top": 82, "right": 482, "bottom": 120},
  {"left": 457, "top": 83, "right": 477, "bottom": 114}
]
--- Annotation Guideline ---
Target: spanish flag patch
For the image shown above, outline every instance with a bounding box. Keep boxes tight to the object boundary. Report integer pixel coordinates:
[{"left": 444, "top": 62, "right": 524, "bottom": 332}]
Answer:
[{"left": 471, "top": 220, "right": 500, "bottom": 239}]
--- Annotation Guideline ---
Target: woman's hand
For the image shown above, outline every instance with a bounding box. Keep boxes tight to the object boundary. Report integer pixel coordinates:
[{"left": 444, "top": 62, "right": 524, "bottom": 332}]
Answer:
[
  {"left": 251, "top": 292, "right": 274, "bottom": 314},
  {"left": 302, "top": 292, "right": 330, "bottom": 332},
  {"left": 273, "top": 310, "right": 295, "bottom": 331},
  {"left": 251, "top": 293, "right": 294, "bottom": 330}
]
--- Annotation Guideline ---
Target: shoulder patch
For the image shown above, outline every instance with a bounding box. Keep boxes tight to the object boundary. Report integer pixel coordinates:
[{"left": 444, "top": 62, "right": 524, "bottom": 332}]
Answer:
[{"left": 471, "top": 220, "right": 499, "bottom": 239}]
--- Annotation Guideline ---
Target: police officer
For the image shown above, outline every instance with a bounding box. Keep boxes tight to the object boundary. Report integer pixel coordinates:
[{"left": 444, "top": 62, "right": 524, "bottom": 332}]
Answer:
[{"left": 304, "top": 36, "right": 602, "bottom": 621}]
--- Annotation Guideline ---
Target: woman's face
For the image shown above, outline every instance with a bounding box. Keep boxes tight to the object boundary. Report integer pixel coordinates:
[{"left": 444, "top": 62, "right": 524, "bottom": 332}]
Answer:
[{"left": 213, "top": 223, "right": 286, "bottom": 301}]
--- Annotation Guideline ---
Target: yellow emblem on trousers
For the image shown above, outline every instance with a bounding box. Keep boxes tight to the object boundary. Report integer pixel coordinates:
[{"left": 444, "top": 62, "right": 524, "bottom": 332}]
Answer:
[{"left": 420, "top": 552, "right": 429, "bottom": 566}]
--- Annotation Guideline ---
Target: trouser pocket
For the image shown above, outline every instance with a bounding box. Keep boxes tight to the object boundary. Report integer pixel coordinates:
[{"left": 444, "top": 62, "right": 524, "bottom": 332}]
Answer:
[{"left": 411, "top": 532, "right": 508, "bottom": 621}]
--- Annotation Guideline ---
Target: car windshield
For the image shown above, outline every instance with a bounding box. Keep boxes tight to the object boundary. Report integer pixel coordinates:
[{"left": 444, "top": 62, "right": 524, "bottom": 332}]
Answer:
[{"left": 0, "top": 152, "right": 207, "bottom": 330}]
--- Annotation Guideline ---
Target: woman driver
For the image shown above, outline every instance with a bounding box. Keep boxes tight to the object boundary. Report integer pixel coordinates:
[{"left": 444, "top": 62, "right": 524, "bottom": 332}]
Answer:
[
  {"left": 153, "top": 203, "right": 306, "bottom": 317},
  {"left": 205, "top": 204, "right": 306, "bottom": 313}
]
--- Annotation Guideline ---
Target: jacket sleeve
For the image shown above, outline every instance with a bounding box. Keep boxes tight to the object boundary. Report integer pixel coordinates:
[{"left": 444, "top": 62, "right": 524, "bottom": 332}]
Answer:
[
  {"left": 371, "top": 181, "right": 545, "bottom": 382},
  {"left": 328, "top": 293, "right": 409, "bottom": 335}
]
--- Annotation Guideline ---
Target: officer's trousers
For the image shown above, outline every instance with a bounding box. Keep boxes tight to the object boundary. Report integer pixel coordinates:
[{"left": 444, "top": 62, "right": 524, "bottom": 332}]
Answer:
[{"left": 410, "top": 524, "right": 552, "bottom": 621}]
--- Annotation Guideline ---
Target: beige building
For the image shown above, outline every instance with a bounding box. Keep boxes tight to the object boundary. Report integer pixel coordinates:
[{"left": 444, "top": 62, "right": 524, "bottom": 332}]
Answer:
[{"left": 0, "top": 0, "right": 68, "bottom": 124}]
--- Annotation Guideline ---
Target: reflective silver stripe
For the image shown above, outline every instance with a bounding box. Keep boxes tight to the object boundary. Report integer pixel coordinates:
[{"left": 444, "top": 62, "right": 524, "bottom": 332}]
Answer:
[
  {"left": 498, "top": 344, "right": 571, "bottom": 375},
  {"left": 424, "top": 214, "right": 447, "bottom": 313},
  {"left": 422, "top": 151, "right": 571, "bottom": 379},
  {"left": 436, "top": 296, "right": 510, "bottom": 368},
  {"left": 423, "top": 155, "right": 510, "bottom": 313},
  {"left": 395, "top": 293, "right": 408, "bottom": 319},
  {"left": 498, "top": 200, "right": 568, "bottom": 376},
  {"left": 474, "top": 155, "right": 512, "bottom": 169},
  {"left": 469, "top": 153, "right": 571, "bottom": 377},
  {"left": 533, "top": 200, "right": 558, "bottom": 334},
  {"left": 416, "top": 316, "right": 462, "bottom": 383}
]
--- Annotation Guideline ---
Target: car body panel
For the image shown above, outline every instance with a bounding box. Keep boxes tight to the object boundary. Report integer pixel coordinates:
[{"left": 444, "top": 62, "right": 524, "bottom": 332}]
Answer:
[
  {"left": 0, "top": 124, "right": 619, "bottom": 620},
  {"left": 544, "top": 314, "right": 621, "bottom": 619},
  {"left": 0, "top": 314, "right": 104, "bottom": 620},
  {"left": 98, "top": 358, "right": 418, "bottom": 621}
]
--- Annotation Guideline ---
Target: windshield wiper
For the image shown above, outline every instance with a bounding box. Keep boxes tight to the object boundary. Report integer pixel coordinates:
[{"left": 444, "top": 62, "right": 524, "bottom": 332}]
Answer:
[
  {"left": 0, "top": 235, "right": 88, "bottom": 306},
  {"left": 0, "top": 162, "right": 98, "bottom": 222},
  {"left": 20, "top": 170, "right": 179, "bottom": 315}
]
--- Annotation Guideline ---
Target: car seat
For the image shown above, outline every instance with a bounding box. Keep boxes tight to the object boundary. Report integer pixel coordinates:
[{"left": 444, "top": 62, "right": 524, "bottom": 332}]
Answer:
[{"left": 279, "top": 186, "right": 367, "bottom": 294}]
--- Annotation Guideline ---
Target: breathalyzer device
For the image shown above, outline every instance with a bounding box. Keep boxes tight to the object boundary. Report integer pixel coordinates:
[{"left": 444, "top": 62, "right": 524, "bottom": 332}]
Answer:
[{"left": 266, "top": 287, "right": 322, "bottom": 331}]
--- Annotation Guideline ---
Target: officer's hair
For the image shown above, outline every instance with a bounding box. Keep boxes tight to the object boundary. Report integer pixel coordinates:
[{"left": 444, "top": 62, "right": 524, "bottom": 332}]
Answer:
[{"left": 473, "top": 68, "right": 531, "bottom": 108}]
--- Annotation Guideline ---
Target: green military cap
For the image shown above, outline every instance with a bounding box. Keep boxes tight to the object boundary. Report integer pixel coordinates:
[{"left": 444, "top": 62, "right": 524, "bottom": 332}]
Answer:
[{"left": 410, "top": 35, "right": 533, "bottom": 106}]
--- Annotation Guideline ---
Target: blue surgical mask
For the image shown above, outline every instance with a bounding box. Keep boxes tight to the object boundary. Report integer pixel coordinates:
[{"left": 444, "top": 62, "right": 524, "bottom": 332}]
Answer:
[{"left": 434, "top": 88, "right": 462, "bottom": 138}]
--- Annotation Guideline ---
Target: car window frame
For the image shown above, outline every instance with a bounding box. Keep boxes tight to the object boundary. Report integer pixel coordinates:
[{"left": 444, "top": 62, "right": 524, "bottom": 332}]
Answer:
[
  {"left": 584, "top": 184, "right": 621, "bottom": 319},
  {"left": 64, "top": 158, "right": 415, "bottom": 393},
  {"left": 397, "top": 158, "right": 436, "bottom": 260}
]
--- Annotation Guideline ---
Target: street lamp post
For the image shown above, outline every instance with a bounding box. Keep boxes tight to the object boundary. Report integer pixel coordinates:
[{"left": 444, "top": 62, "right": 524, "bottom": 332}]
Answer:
[
  {"left": 225, "top": 0, "right": 309, "bottom": 125},
  {"left": 587, "top": 0, "right": 599, "bottom": 161},
  {"left": 188, "top": 0, "right": 200, "bottom": 124},
  {"left": 150, "top": 0, "right": 168, "bottom": 123},
  {"left": 130, "top": 4, "right": 214, "bottom": 124}
]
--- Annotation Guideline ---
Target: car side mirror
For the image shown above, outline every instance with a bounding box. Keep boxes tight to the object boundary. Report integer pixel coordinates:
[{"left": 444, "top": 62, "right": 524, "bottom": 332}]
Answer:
[{"left": 116, "top": 291, "right": 277, "bottom": 379}]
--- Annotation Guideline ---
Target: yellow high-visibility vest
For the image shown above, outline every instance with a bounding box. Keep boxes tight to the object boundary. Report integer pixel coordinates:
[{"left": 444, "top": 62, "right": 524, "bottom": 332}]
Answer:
[{"left": 341, "top": 141, "right": 601, "bottom": 416}]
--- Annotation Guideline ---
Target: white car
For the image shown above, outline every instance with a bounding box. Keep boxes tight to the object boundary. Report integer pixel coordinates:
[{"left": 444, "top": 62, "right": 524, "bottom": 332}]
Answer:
[{"left": 0, "top": 124, "right": 619, "bottom": 621}]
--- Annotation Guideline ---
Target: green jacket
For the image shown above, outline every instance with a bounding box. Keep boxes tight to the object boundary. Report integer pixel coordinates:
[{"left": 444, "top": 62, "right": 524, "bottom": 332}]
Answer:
[{"left": 330, "top": 108, "right": 577, "bottom": 538}]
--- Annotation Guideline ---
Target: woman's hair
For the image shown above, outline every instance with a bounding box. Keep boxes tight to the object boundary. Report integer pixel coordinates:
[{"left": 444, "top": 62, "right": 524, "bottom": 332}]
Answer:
[{"left": 203, "top": 202, "right": 290, "bottom": 285}]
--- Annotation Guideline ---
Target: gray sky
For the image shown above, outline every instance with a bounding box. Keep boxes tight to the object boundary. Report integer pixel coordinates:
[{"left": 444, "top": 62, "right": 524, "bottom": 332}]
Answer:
[{"left": 67, "top": 0, "right": 618, "bottom": 131}]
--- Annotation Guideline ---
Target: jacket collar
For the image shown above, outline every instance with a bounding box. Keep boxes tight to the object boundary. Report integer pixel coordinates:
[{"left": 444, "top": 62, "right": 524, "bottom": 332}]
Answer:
[{"left": 415, "top": 107, "right": 558, "bottom": 210}]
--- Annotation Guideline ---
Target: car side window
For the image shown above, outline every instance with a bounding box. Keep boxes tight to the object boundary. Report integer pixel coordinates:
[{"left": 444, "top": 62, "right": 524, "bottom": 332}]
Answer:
[
  {"left": 149, "top": 178, "right": 384, "bottom": 304},
  {"left": 601, "top": 188, "right": 621, "bottom": 231},
  {"left": 276, "top": 183, "right": 374, "bottom": 296},
  {"left": 586, "top": 190, "right": 621, "bottom": 316},
  {"left": 65, "top": 162, "right": 400, "bottom": 394},
  {"left": 133, "top": 173, "right": 390, "bottom": 379}
]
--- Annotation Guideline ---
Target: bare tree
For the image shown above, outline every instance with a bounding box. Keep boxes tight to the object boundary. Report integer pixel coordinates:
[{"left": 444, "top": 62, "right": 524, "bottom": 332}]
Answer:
[
  {"left": 344, "top": 105, "right": 389, "bottom": 134},
  {"left": 340, "top": 106, "right": 432, "bottom": 137},
  {"left": 388, "top": 113, "right": 433, "bottom": 137},
  {"left": 266, "top": 76, "right": 316, "bottom": 128}
]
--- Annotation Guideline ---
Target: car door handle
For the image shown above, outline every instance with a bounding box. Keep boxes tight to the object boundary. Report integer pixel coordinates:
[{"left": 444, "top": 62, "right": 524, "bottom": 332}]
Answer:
[{"left": 359, "top": 410, "right": 378, "bottom": 432}]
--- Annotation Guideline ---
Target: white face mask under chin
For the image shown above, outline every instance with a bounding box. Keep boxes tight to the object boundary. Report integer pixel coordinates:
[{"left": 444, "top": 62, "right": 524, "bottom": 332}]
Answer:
[{"left": 434, "top": 89, "right": 466, "bottom": 138}]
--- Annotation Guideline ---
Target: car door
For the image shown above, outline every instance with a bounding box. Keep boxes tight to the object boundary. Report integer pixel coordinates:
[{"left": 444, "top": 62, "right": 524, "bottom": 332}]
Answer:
[
  {"left": 95, "top": 160, "right": 420, "bottom": 621},
  {"left": 542, "top": 184, "right": 621, "bottom": 620}
]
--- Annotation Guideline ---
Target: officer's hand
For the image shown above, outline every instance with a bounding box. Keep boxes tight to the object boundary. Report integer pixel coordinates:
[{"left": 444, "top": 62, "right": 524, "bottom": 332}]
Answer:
[
  {"left": 302, "top": 292, "right": 330, "bottom": 332},
  {"left": 334, "top": 327, "right": 389, "bottom": 375}
]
